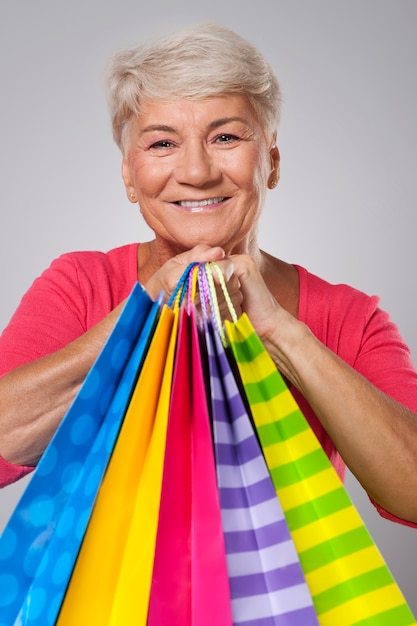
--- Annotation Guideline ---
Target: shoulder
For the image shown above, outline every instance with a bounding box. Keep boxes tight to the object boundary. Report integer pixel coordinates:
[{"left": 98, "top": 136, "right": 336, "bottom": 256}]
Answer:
[
  {"left": 295, "top": 265, "right": 417, "bottom": 409},
  {"left": 38, "top": 242, "right": 140, "bottom": 323},
  {"left": 296, "top": 264, "right": 379, "bottom": 315},
  {"left": 0, "top": 243, "right": 141, "bottom": 375},
  {"left": 48, "top": 243, "right": 139, "bottom": 281},
  {"left": 295, "top": 264, "right": 382, "bottom": 363},
  {"left": 42, "top": 242, "right": 137, "bottom": 295}
]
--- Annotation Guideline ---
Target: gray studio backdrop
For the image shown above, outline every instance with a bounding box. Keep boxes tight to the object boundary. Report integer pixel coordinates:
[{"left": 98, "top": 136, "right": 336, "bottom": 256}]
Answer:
[{"left": 1, "top": 0, "right": 416, "bottom": 614}]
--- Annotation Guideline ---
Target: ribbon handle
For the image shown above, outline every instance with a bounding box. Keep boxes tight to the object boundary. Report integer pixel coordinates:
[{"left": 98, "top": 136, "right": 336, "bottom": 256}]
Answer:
[{"left": 167, "top": 262, "right": 238, "bottom": 345}]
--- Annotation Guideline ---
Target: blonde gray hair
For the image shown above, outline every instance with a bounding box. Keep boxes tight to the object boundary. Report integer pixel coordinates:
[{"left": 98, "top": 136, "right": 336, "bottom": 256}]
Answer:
[{"left": 105, "top": 22, "right": 282, "bottom": 151}]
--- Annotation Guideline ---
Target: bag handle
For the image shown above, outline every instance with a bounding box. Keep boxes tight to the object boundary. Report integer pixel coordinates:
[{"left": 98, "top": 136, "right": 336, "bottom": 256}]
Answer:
[
  {"left": 203, "top": 262, "right": 237, "bottom": 345},
  {"left": 167, "top": 262, "right": 237, "bottom": 345},
  {"left": 166, "top": 262, "right": 199, "bottom": 309}
]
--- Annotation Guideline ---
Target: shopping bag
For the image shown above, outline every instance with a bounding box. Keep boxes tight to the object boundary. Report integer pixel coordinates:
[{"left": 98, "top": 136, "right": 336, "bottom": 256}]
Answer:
[
  {"left": 0, "top": 283, "right": 156, "bottom": 626},
  {"left": 147, "top": 305, "right": 233, "bottom": 626},
  {"left": 57, "top": 303, "right": 177, "bottom": 625},
  {"left": 206, "top": 318, "right": 319, "bottom": 626},
  {"left": 225, "top": 313, "right": 417, "bottom": 626},
  {"left": 13, "top": 292, "right": 161, "bottom": 626}
]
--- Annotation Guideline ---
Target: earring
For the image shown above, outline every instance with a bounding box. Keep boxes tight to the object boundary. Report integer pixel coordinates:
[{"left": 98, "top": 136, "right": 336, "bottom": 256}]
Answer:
[
  {"left": 269, "top": 179, "right": 277, "bottom": 188},
  {"left": 129, "top": 192, "right": 136, "bottom": 200}
]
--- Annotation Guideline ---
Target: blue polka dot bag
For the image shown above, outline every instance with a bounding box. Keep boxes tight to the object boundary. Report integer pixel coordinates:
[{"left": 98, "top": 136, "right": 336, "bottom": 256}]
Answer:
[{"left": 0, "top": 283, "right": 160, "bottom": 626}]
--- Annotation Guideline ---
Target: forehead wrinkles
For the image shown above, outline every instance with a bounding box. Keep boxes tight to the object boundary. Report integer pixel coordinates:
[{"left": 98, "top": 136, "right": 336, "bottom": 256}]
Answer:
[{"left": 136, "top": 96, "right": 260, "bottom": 130}]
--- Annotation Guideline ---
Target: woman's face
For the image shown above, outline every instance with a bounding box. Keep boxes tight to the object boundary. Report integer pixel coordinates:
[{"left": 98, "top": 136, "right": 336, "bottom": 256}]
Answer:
[{"left": 122, "top": 94, "right": 279, "bottom": 256}]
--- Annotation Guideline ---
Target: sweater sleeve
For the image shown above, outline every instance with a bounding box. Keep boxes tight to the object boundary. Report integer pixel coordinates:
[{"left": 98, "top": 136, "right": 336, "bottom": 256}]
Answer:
[
  {"left": 0, "top": 244, "right": 138, "bottom": 486},
  {"left": 296, "top": 265, "right": 417, "bottom": 527},
  {"left": 352, "top": 302, "right": 417, "bottom": 412},
  {"left": 0, "top": 245, "right": 138, "bottom": 377},
  {"left": 0, "top": 255, "right": 88, "bottom": 377}
]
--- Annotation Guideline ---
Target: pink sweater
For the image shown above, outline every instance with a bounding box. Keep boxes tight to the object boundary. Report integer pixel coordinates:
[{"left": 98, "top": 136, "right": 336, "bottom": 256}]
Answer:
[{"left": 1, "top": 243, "right": 417, "bottom": 526}]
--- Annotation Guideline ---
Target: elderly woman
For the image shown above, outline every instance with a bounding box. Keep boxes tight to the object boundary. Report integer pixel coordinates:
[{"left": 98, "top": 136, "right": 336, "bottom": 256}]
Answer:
[{"left": 1, "top": 22, "right": 417, "bottom": 528}]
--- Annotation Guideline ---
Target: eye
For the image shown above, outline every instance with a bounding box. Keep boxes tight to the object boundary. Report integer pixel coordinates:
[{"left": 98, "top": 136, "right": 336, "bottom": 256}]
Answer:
[
  {"left": 215, "top": 133, "right": 240, "bottom": 144},
  {"left": 149, "top": 139, "right": 176, "bottom": 150}
]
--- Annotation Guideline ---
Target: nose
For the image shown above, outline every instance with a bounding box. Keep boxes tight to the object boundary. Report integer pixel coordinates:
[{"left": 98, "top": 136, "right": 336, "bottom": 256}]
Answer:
[{"left": 175, "top": 139, "right": 220, "bottom": 186}]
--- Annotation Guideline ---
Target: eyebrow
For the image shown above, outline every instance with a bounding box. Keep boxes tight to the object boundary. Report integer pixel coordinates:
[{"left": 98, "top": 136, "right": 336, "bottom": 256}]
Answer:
[
  {"left": 139, "top": 117, "right": 250, "bottom": 135},
  {"left": 208, "top": 117, "right": 250, "bottom": 129},
  {"left": 139, "top": 124, "right": 177, "bottom": 135}
]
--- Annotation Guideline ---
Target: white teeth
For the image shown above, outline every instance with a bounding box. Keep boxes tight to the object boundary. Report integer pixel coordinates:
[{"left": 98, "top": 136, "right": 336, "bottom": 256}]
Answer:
[{"left": 178, "top": 197, "right": 224, "bottom": 208}]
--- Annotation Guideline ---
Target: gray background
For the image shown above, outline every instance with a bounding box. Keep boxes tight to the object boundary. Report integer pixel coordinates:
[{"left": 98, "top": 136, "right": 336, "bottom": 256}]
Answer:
[{"left": 1, "top": 0, "right": 416, "bottom": 614}]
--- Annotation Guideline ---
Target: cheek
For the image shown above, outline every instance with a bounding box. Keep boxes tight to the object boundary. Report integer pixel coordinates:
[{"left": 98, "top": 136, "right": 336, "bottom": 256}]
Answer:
[
  {"left": 245, "top": 142, "right": 270, "bottom": 182},
  {"left": 245, "top": 152, "right": 270, "bottom": 216},
  {"left": 248, "top": 153, "right": 270, "bottom": 193},
  {"left": 133, "top": 162, "right": 170, "bottom": 199},
  {"left": 223, "top": 153, "right": 264, "bottom": 192}
]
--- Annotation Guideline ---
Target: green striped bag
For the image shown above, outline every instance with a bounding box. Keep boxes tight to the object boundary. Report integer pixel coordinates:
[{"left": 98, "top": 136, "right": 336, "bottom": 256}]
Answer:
[{"left": 225, "top": 313, "right": 416, "bottom": 626}]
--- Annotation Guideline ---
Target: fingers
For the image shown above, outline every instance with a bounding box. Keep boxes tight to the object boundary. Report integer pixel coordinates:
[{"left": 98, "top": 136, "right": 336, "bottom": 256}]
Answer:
[
  {"left": 143, "top": 245, "right": 226, "bottom": 300},
  {"left": 229, "top": 254, "right": 286, "bottom": 338}
]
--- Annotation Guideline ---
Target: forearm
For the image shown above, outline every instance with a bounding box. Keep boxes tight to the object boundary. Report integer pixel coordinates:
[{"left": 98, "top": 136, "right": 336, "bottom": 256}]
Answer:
[
  {"left": 264, "top": 313, "right": 417, "bottom": 522},
  {"left": 0, "top": 302, "right": 124, "bottom": 466}
]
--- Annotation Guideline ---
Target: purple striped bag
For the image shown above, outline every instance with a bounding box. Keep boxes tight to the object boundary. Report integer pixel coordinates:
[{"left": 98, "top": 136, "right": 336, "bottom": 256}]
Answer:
[{"left": 205, "top": 319, "right": 319, "bottom": 626}]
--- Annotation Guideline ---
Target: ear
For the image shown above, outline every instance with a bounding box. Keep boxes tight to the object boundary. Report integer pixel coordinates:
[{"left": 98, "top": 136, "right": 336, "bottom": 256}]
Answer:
[
  {"left": 122, "top": 158, "right": 137, "bottom": 203},
  {"left": 268, "top": 142, "right": 280, "bottom": 189}
]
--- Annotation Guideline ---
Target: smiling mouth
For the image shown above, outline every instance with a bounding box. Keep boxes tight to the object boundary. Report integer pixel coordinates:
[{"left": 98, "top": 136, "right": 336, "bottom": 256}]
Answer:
[{"left": 175, "top": 197, "right": 226, "bottom": 212}]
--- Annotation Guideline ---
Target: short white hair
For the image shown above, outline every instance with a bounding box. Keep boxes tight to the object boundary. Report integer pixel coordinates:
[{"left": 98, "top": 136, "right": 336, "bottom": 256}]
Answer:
[{"left": 105, "top": 22, "right": 282, "bottom": 151}]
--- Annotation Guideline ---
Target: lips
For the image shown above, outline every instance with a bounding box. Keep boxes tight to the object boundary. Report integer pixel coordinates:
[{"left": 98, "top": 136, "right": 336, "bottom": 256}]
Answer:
[{"left": 174, "top": 197, "right": 226, "bottom": 212}]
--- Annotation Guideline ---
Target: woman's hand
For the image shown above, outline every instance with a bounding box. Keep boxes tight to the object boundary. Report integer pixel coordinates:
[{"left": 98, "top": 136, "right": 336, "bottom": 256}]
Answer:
[
  {"left": 143, "top": 245, "right": 226, "bottom": 300},
  {"left": 143, "top": 245, "right": 243, "bottom": 320},
  {"left": 226, "top": 254, "right": 284, "bottom": 335}
]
